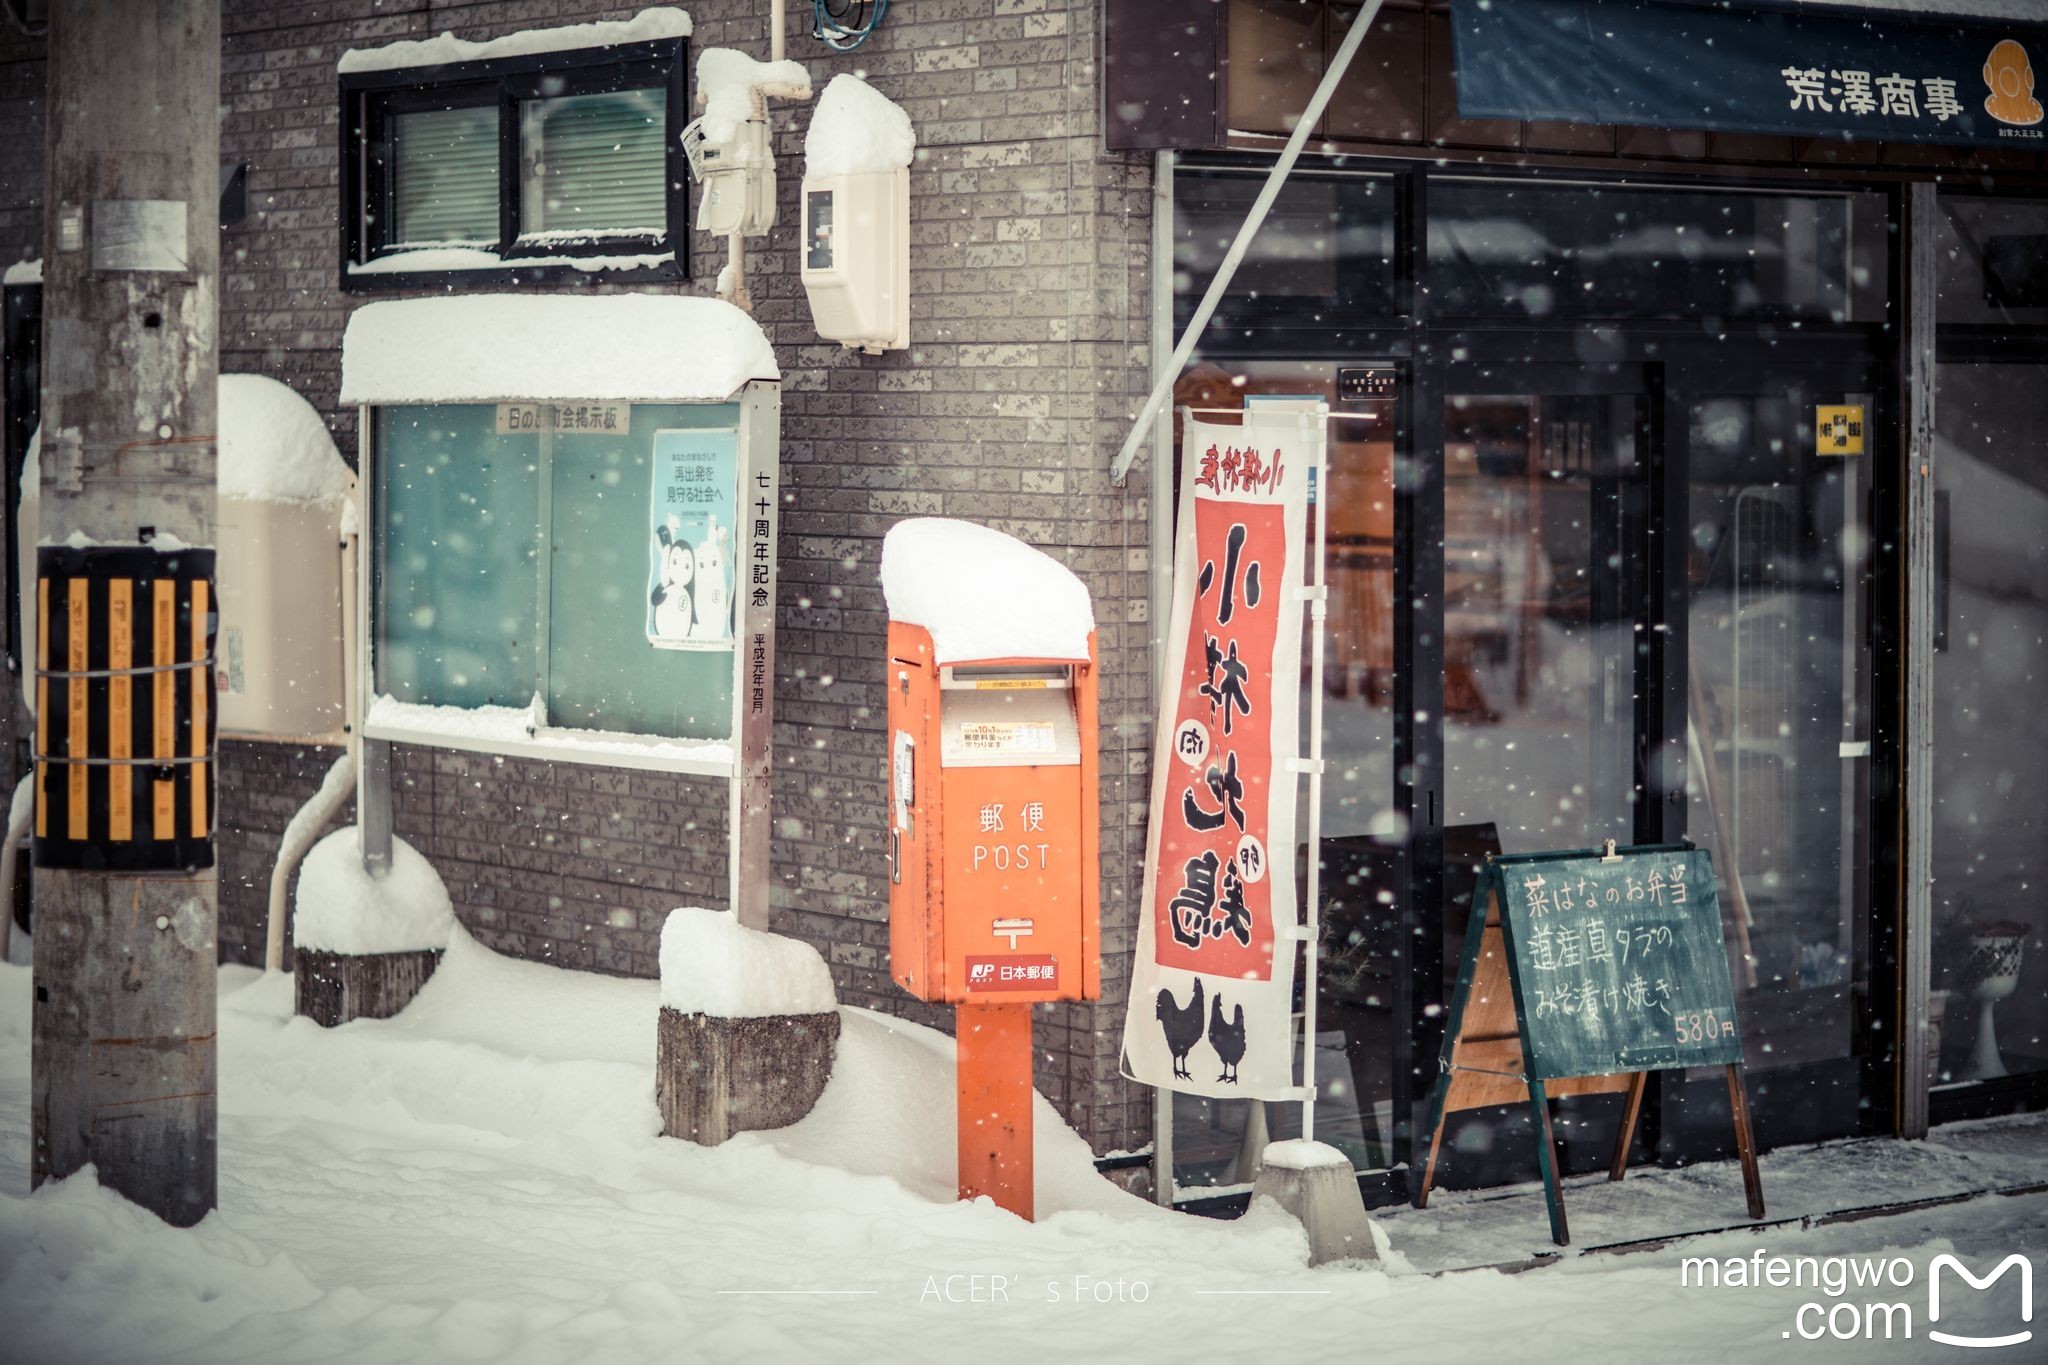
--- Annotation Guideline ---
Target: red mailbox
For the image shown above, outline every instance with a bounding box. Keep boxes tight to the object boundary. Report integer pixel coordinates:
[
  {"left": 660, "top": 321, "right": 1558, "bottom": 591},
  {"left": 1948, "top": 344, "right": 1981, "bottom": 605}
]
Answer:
[
  {"left": 886, "top": 621, "right": 1100, "bottom": 1007},
  {"left": 881, "top": 518, "right": 1099, "bottom": 1219}
]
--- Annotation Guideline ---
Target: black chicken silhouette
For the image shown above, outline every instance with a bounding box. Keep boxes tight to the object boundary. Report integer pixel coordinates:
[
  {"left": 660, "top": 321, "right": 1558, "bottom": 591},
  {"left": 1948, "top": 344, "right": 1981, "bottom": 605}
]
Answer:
[
  {"left": 1209, "top": 991, "right": 1246, "bottom": 1084},
  {"left": 1156, "top": 977, "right": 1204, "bottom": 1080}
]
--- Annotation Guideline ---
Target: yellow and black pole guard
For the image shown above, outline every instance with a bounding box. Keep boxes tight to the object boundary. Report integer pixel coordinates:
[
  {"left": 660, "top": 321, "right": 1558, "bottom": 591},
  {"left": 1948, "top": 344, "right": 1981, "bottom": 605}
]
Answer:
[{"left": 34, "top": 545, "right": 217, "bottom": 872}]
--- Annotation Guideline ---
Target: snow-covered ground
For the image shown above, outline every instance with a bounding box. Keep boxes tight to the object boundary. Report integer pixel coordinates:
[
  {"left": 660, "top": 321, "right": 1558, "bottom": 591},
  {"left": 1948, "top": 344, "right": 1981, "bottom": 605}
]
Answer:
[{"left": 2, "top": 934, "right": 2042, "bottom": 1364}]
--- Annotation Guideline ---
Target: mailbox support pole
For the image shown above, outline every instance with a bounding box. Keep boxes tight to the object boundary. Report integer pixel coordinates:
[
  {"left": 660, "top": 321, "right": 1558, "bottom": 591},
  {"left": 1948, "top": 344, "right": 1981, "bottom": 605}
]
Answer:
[{"left": 956, "top": 1001, "right": 1033, "bottom": 1220}]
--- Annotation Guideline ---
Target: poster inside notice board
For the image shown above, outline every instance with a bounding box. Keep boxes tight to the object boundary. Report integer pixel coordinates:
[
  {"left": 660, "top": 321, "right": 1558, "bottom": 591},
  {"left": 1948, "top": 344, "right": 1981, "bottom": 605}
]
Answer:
[{"left": 646, "top": 427, "right": 739, "bottom": 651}]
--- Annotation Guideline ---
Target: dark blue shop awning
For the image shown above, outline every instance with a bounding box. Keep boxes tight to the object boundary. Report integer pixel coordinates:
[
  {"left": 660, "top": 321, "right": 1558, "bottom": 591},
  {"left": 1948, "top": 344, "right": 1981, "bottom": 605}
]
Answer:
[{"left": 1450, "top": 0, "right": 2048, "bottom": 150}]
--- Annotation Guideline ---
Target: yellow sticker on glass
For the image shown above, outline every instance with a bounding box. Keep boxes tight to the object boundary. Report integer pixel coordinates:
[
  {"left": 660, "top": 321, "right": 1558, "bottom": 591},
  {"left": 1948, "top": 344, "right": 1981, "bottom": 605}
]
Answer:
[{"left": 1817, "top": 404, "right": 1865, "bottom": 456}]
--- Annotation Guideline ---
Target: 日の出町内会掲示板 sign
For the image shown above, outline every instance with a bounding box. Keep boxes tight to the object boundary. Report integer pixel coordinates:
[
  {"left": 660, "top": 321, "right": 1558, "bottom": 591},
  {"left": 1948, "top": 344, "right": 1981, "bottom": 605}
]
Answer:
[{"left": 1417, "top": 841, "right": 1765, "bottom": 1246}]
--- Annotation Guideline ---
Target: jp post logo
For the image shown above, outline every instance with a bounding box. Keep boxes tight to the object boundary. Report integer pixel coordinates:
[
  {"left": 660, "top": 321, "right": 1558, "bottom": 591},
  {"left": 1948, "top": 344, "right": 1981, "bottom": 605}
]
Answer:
[{"left": 1682, "top": 1248, "right": 2034, "bottom": 1346}]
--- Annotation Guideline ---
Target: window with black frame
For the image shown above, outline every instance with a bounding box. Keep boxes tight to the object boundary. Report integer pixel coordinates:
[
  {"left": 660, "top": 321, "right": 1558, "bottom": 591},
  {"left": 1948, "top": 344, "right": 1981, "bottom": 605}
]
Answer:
[
  {"left": 1928, "top": 195, "right": 2048, "bottom": 1100},
  {"left": 340, "top": 39, "right": 686, "bottom": 289},
  {"left": 1173, "top": 162, "right": 1397, "bottom": 331}
]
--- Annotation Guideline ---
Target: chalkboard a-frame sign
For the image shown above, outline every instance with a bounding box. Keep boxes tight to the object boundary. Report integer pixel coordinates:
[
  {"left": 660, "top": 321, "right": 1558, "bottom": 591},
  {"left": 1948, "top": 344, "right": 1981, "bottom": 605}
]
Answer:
[{"left": 1417, "top": 841, "right": 1765, "bottom": 1246}]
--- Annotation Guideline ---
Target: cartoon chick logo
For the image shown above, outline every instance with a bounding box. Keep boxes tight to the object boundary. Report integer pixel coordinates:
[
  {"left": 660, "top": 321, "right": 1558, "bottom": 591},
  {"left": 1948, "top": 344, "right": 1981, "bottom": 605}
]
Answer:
[{"left": 1984, "top": 39, "right": 2044, "bottom": 127}]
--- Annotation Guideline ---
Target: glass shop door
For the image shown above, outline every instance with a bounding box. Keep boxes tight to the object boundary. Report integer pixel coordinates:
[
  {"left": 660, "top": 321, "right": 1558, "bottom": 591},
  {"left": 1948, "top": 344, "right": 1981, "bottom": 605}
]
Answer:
[
  {"left": 1660, "top": 345, "right": 1884, "bottom": 1157},
  {"left": 1418, "top": 358, "right": 1663, "bottom": 1190}
]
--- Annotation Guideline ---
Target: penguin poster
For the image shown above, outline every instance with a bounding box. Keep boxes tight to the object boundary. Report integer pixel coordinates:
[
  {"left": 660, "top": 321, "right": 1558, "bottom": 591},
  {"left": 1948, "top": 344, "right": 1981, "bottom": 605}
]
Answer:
[{"left": 646, "top": 427, "right": 739, "bottom": 651}]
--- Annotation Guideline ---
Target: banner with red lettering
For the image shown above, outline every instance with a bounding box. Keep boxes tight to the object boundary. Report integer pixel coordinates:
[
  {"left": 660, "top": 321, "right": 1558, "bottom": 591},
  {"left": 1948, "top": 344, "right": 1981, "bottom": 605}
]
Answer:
[{"left": 1122, "top": 408, "right": 1314, "bottom": 1100}]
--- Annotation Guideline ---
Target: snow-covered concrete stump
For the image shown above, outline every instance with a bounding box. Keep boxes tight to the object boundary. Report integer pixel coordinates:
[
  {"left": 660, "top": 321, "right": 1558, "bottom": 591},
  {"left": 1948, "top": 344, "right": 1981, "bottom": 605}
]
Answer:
[
  {"left": 1250, "top": 1140, "right": 1380, "bottom": 1268},
  {"left": 656, "top": 908, "right": 839, "bottom": 1146},
  {"left": 292, "top": 828, "right": 454, "bottom": 1029}
]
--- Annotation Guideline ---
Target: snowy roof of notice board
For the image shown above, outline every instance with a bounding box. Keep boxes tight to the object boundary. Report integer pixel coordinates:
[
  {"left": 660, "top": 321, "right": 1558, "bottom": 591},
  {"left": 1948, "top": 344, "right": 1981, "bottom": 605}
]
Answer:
[
  {"left": 339, "top": 294, "right": 778, "bottom": 405},
  {"left": 881, "top": 519, "right": 1095, "bottom": 665},
  {"left": 337, "top": 7, "right": 691, "bottom": 75}
]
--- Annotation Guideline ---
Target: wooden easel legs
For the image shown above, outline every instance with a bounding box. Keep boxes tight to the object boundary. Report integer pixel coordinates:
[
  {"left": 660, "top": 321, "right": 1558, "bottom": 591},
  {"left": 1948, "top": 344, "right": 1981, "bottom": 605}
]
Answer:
[
  {"left": 1417, "top": 1066, "right": 1763, "bottom": 1245},
  {"left": 1528, "top": 1077, "right": 1570, "bottom": 1246},
  {"left": 1726, "top": 1062, "right": 1766, "bottom": 1219},
  {"left": 1608, "top": 1071, "right": 1649, "bottom": 1182},
  {"left": 1415, "top": 1113, "right": 1446, "bottom": 1210}
]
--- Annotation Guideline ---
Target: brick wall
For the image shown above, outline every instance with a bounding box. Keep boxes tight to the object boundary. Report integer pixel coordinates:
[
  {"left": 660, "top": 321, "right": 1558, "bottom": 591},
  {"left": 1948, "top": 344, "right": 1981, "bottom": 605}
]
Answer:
[{"left": 0, "top": 2, "right": 1161, "bottom": 1155}]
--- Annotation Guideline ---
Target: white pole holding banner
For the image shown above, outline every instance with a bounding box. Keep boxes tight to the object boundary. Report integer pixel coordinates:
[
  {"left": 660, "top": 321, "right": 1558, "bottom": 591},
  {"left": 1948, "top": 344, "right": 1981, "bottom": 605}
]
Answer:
[
  {"left": 1109, "top": 0, "right": 1386, "bottom": 488},
  {"left": 1300, "top": 404, "right": 1329, "bottom": 1146},
  {"left": 1248, "top": 398, "right": 1329, "bottom": 1148}
]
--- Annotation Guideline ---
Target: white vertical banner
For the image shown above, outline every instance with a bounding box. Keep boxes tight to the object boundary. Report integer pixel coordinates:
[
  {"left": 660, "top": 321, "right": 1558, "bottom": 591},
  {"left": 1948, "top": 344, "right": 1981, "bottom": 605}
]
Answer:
[{"left": 1122, "top": 406, "right": 1321, "bottom": 1101}]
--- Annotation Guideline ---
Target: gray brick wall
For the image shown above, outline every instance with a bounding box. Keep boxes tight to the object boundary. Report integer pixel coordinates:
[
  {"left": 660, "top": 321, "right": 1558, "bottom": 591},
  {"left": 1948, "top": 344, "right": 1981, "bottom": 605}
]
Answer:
[{"left": 0, "top": 2, "right": 1161, "bottom": 1155}]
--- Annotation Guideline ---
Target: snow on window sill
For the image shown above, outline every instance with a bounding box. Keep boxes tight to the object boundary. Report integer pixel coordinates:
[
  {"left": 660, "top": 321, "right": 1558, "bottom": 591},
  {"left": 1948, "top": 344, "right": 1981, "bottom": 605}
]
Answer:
[
  {"left": 349, "top": 246, "right": 676, "bottom": 277},
  {"left": 364, "top": 694, "right": 733, "bottom": 776},
  {"left": 337, "top": 7, "right": 693, "bottom": 76}
]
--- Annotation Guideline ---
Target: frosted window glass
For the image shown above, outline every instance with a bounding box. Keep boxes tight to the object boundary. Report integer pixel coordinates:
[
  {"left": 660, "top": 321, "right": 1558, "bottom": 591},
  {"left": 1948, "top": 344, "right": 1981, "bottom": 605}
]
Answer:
[
  {"left": 392, "top": 105, "right": 501, "bottom": 245},
  {"left": 520, "top": 88, "right": 667, "bottom": 238}
]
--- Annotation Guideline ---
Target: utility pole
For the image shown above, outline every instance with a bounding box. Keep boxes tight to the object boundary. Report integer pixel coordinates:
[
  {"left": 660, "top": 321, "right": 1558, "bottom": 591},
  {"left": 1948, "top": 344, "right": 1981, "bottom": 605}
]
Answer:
[{"left": 31, "top": 0, "right": 220, "bottom": 1226}]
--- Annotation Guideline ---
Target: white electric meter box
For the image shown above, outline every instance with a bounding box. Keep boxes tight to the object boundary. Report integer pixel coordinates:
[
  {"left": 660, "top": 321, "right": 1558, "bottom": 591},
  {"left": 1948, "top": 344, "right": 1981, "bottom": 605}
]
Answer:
[
  {"left": 216, "top": 493, "right": 351, "bottom": 740},
  {"left": 684, "top": 117, "right": 776, "bottom": 238},
  {"left": 800, "top": 167, "right": 909, "bottom": 355}
]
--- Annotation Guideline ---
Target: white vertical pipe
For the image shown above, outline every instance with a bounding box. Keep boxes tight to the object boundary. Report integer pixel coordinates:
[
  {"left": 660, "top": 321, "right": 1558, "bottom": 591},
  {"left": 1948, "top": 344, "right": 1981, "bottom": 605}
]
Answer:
[
  {"left": 1149, "top": 149, "right": 1177, "bottom": 1207},
  {"left": 1109, "top": 0, "right": 1387, "bottom": 486}
]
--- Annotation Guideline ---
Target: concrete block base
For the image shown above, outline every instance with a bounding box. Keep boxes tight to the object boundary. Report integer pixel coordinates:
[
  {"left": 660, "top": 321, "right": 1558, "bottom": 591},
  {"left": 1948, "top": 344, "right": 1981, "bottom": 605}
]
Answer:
[
  {"left": 657, "top": 1006, "right": 840, "bottom": 1146},
  {"left": 294, "top": 947, "right": 442, "bottom": 1028},
  {"left": 1250, "top": 1143, "right": 1380, "bottom": 1267}
]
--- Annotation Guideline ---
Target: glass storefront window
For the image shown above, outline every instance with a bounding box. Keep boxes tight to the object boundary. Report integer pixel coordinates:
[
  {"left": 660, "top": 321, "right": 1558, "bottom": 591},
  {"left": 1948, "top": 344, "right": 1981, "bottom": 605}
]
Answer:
[
  {"left": 1224, "top": 0, "right": 1325, "bottom": 138},
  {"left": 1937, "top": 197, "right": 2048, "bottom": 327},
  {"left": 1441, "top": 388, "right": 1642, "bottom": 852},
  {"left": 1930, "top": 360, "right": 2048, "bottom": 1087},
  {"left": 1174, "top": 164, "right": 1396, "bottom": 325},
  {"left": 1428, "top": 179, "right": 1888, "bottom": 323}
]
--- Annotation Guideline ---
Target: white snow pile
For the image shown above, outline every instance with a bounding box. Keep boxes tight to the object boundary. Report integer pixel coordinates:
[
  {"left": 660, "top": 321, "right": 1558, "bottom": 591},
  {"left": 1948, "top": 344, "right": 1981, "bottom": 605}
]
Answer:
[
  {"left": 339, "top": 6, "right": 692, "bottom": 75},
  {"left": 695, "top": 47, "right": 812, "bottom": 143},
  {"left": 658, "top": 908, "right": 836, "bottom": 1018},
  {"left": 5, "top": 939, "right": 2048, "bottom": 1361},
  {"left": 339, "top": 293, "right": 778, "bottom": 405},
  {"left": 22, "top": 376, "right": 350, "bottom": 509},
  {"left": 291, "top": 826, "right": 455, "bottom": 956},
  {"left": 805, "top": 74, "right": 916, "bottom": 179},
  {"left": 366, "top": 693, "right": 735, "bottom": 768},
  {"left": 219, "top": 374, "right": 352, "bottom": 508},
  {"left": 1260, "top": 1138, "right": 1353, "bottom": 1171},
  {"left": 881, "top": 518, "right": 1095, "bottom": 664},
  {"left": 1, "top": 256, "right": 37, "bottom": 285}
]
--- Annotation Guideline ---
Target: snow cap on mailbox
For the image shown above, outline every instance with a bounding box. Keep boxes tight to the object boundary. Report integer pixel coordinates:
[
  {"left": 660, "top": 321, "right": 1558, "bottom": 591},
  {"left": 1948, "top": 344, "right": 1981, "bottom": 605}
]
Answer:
[{"left": 879, "top": 517, "right": 1094, "bottom": 665}]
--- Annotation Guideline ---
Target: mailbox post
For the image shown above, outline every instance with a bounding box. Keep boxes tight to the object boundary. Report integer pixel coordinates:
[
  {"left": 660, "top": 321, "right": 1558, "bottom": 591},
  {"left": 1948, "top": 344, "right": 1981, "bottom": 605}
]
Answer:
[{"left": 881, "top": 519, "right": 1099, "bottom": 1221}]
